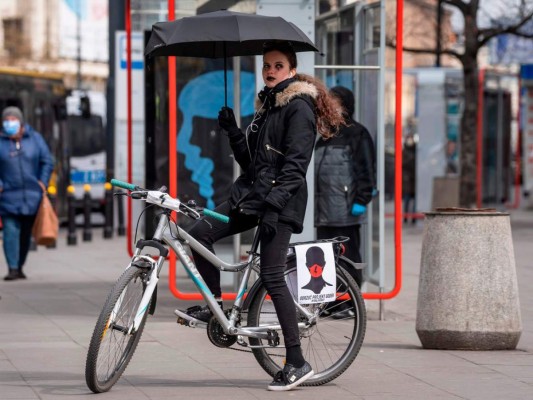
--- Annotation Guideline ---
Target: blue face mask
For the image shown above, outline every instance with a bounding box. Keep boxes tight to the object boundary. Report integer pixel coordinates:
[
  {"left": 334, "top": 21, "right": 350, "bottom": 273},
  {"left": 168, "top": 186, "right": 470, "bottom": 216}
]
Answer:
[{"left": 3, "top": 120, "right": 20, "bottom": 136}]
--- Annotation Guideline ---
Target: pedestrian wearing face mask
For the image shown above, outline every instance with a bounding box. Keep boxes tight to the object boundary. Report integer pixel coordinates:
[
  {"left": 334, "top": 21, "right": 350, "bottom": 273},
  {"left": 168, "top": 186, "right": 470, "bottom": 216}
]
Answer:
[{"left": 0, "top": 106, "right": 53, "bottom": 281}]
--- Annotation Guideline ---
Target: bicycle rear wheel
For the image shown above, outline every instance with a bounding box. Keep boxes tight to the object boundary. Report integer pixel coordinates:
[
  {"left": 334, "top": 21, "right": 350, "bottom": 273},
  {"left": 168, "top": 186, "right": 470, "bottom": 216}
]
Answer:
[
  {"left": 247, "top": 259, "right": 366, "bottom": 386},
  {"left": 85, "top": 266, "right": 150, "bottom": 393}
]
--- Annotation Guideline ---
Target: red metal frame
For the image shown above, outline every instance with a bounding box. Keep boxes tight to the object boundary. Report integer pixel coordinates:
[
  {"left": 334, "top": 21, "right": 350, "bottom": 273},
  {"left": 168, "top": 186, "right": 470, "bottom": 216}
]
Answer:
[
  {"left": 125, "top": 0, "right": 404, "bottom": 301},
  {"left": 364, "top": 0, "right": 403, "bottom": 300}
]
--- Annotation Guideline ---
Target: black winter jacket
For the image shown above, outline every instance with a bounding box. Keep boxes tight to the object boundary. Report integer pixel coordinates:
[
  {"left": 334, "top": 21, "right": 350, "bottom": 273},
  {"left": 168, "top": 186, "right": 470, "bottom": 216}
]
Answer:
[
  {"left": 227, "top": 78, "right": 317, "bottom": 233},
  {"left": 314, "top": 119, "right": 375, "bottom": 227}
]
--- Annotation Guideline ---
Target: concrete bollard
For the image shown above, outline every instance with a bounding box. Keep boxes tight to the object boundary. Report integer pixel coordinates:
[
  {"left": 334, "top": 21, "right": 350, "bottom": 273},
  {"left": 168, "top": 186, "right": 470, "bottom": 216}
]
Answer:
[
  {"left": 67, "top": 185, "right": 77, "bottom": 246},
  {"left": 416, "top": 208, "right": 522, "bottom": 350},
  {"left": 83, "top": 184, "right": 93, "bottom": 242},
  {"left": 116, "top": 190, "right": 126, "bottom": 236},
  {"left": 103, "top": 182, "right": 113, "bottom": 239}
]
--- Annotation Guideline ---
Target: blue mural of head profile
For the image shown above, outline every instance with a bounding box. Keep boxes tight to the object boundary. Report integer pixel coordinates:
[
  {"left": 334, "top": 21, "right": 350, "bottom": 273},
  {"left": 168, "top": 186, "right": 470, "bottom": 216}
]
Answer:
[{"left": 178, "top": 70, "right": 255, "bottom": 209}]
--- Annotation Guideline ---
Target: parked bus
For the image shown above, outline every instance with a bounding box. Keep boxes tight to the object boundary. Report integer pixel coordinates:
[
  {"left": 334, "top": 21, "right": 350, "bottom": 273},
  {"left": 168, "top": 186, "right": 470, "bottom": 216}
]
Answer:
[{"left": 66, "top": 90, "right": 107, "bottom": 215}]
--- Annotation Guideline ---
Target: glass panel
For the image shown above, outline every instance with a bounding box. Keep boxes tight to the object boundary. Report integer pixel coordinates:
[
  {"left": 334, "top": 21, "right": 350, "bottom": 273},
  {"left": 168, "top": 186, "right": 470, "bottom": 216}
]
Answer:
[
  {"left": 67, "top": 115, "right": 105, "bottom": 157},
  {"left": 363, "top": 6, "right": 380, "bottom": 51}
]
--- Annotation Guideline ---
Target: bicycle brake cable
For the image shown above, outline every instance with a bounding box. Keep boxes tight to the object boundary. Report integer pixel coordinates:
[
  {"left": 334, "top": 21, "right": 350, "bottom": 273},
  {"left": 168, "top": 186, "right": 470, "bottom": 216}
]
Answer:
[{"left": 133, "top": 203, "right": 156, "bottom": 245}]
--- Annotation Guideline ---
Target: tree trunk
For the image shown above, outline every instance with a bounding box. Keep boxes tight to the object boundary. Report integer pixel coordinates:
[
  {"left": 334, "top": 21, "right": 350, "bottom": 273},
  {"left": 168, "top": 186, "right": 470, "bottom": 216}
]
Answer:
[
  {"left": 459, "top": 12, "right": 480, "bottom": 207},
  {"left": 459, "top": 58, "right": 478, "bottom": 207}
]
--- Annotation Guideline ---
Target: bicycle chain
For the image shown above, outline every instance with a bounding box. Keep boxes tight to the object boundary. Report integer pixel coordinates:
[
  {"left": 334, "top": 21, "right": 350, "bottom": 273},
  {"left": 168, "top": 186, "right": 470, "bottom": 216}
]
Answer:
[{"left": 224, "top": 311, "right": 284, "bottom": 358}]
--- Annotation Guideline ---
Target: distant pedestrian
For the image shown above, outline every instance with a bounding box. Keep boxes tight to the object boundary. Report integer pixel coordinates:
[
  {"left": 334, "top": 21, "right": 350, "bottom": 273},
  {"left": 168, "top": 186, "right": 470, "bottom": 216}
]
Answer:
[
  {"left": 402, "top": 132, "right": 417, "bottom": 224},
  {"left": 0, "top": 106, "right": 53, "bottom": 281},
  {"left": 314, "top": 86, "right": 376, "bottom": 290}
]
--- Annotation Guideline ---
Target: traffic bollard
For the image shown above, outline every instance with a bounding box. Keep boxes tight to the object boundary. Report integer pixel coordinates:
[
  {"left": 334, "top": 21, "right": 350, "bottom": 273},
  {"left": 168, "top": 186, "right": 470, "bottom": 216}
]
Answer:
[
  {"left": 103, "top": 182, "right": 113, "bottom": 239},
  {"left": 67, "top": 185, "right": 77, "bottom": 246},
  {"left": 46, "top": 185, "right": 57, "bottom": 249},
  {"left": 83, "top": 184, "right": 93, "bottom": 242},
  {"left": 116, "top": 190, "right": 126, "bottom": 236}
]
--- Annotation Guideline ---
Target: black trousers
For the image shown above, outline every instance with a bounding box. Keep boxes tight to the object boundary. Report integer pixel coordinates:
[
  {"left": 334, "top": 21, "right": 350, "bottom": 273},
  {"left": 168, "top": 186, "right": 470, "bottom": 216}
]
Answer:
[
  {"left": 317, "top": 225, "right": 362, "bottom": 286},
  {"left": 188, "top": 201, "right": 301, "bottom": 348}
]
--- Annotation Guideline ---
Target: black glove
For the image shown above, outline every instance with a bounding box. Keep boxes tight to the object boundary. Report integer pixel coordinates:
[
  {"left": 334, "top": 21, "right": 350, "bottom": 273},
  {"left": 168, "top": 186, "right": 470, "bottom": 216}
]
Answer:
[
  {"left": 261, "top": 207, "right": 279, "bottom": 239},
  {"left": 218, "top": 107, "right": 238, "bottom": 133}
]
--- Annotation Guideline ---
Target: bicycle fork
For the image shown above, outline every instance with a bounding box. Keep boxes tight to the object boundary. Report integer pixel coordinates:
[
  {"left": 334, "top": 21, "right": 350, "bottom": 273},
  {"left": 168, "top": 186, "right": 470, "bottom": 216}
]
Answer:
[{"left": 109, "top": 254, "right": 162, "bottom": 335}]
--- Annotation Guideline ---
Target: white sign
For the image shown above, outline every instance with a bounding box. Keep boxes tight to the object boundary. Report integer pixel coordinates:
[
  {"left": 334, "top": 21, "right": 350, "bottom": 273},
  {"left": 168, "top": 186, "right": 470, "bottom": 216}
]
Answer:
[
  {"left": 114, "top": 31, "right": 145, "bottom": 186},
  {"left": 59, "top": 0, "right": 108, "bottom": 62},
  {"left": 296, "top": 243, "right": 336, "bottom": 304}
]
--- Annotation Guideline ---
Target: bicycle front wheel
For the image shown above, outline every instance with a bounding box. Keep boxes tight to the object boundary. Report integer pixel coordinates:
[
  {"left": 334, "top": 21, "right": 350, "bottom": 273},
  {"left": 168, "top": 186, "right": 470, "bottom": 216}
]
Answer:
[
  {"left": 85, "top": 266, "right": 150, "bottom": 393},
  {"left": 247, "top": 259, "right": 366, "bottom": 386}
]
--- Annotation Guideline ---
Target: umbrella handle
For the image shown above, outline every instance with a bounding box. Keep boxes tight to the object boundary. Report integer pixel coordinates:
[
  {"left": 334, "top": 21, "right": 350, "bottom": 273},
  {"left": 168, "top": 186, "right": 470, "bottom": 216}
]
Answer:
[{"left": 224, "top": 44, "right": 227, "bottom": 107}]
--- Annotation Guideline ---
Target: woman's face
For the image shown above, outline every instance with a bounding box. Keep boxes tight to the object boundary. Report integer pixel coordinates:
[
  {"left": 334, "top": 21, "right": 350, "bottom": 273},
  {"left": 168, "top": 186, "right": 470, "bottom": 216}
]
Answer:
[{"left": 262, "top": 50, "right": 296, "bottom": 89}]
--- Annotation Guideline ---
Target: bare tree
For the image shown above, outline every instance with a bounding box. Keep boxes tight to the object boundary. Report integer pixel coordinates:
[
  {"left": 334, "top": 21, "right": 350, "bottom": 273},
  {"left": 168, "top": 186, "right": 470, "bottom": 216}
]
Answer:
[{"left": 390, "top": 0, "right": 533, "bottom": 207}]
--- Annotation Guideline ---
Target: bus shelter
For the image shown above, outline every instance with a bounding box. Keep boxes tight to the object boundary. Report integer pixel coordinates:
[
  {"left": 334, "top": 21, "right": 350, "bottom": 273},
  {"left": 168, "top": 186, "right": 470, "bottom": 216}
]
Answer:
[{"left": 120, "top": 0, "right": 404, "bottom": 316}]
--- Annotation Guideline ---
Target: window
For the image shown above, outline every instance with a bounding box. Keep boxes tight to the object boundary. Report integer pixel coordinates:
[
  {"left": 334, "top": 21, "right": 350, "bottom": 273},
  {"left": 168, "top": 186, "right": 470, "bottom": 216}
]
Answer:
[
  {"left": 363, "top": 6, "right": 380, "bottom": 51},
  {"left": 67, "top": 115, "right": 106, "bottom": 157},
  {"left": 3, "top": 18, "right": 27, "bottom": 58}
]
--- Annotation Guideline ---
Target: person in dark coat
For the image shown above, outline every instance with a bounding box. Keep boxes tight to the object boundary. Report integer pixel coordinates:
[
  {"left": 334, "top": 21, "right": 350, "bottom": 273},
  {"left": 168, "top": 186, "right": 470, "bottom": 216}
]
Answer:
[
  {"left": 181, "top": 41, "right": 345, "bottom": 391},
  {"left": 0, "top": 106, "right": 53, "bottom": 281},
  {"left": 402, "top": 132, "right": 417, "bottom": 224},
  {"left": 314, "top": 86, "right": 376, "bottom": 288}
]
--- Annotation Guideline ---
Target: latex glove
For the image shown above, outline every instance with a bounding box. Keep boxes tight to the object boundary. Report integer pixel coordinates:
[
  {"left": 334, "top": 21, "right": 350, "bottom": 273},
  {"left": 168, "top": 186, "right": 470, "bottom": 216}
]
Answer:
[
  {"left": 261, "top": 208, "right": 279, "bottom": 239},
  {"left": 351, "top": 203, "right": 366, "bottom": 216},
  {"left": 218, "top": 107, "right": 238, "bottom": 132}
]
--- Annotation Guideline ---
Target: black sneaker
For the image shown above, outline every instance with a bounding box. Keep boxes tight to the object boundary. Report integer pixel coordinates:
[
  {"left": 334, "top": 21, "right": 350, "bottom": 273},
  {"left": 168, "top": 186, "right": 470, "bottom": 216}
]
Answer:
[
  {"left": 4, "top": 270, "right": 19, "bottom": 281},
  {"left": 17, "top": 270, "right": 27, "bottom": 279},
  {"left": 183, "top": 301, "right": 223, "bottom": 323},
  {"left": 185, "top": 305, "right": 213, "bottom": 323},
  {"left": 267, "top": 362, "right": 314, "bottom": 391}
]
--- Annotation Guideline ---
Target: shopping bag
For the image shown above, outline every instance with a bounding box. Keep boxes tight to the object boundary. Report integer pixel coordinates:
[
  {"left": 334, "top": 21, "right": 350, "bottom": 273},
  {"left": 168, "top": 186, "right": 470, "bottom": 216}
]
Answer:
[{"left": 32, "top": 190, "right": 58, "bottom": 246}]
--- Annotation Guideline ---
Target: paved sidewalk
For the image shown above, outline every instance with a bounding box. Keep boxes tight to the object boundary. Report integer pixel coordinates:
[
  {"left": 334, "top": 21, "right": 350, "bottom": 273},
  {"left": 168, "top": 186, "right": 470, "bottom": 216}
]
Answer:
[{"left": 1, "top": 210, "right": 533, "bottom": 399}]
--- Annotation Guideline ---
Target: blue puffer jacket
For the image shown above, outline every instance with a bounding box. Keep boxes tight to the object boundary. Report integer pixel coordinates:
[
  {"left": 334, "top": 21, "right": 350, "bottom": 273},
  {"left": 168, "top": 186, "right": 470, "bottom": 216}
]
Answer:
[{"left": 0, "top": 124, "right": 54, "bottom": 216}]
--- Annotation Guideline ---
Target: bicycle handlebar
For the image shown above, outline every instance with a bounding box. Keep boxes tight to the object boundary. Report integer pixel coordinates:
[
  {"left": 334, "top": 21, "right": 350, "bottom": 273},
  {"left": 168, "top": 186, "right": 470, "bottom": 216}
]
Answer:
[
  {"left": 203, "top": 208, "right": 230, "bottom": 223},
  {"left": 110, "top": 178, "right": 137, "bottom": 191},
  {"left": 110, "top": 178, "right": 229, "bottom": 223}
]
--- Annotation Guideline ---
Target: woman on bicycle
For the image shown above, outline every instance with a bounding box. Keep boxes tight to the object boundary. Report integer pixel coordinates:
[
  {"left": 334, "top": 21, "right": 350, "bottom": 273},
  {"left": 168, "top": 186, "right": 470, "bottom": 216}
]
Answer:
[{"left": 184, "top": 40, "right": 344, "bottom": 391}]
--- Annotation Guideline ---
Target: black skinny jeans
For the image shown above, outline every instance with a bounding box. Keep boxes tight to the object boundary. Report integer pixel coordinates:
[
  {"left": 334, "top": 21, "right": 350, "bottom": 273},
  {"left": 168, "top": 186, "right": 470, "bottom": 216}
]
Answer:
[{"left": 188, "top": 201, "right": 301, "bottom": 348}]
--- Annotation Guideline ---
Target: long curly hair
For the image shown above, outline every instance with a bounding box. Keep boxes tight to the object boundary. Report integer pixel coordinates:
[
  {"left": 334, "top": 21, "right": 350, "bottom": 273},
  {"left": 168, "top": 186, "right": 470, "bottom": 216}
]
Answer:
[
  {"left": 295, "top": 74, "right": 344, "bottom": 139},
  {"left": 262, "top": 41, "right": 344, "bottom": 139}
]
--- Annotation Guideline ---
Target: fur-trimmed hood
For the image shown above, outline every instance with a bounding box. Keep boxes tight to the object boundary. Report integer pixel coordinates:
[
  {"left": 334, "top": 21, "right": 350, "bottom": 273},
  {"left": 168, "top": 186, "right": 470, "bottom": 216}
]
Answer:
[{"left": 255, "top": 80, "right": 318, "bottom": 111}]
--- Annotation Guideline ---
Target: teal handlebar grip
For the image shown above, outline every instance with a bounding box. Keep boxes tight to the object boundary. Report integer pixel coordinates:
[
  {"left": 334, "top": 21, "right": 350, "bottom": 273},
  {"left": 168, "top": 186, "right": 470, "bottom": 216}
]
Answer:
[
  {"left": 110, "top": 179, "right": 136, "bottom": 191},
  {"left": 203, "top": 208, "right": 230, "bottom": 223}
]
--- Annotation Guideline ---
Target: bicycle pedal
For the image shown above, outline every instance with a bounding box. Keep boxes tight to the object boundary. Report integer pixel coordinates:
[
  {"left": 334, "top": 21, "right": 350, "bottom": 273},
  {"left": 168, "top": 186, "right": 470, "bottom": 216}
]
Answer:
[
  {"left": 174, "top": 309, "right": 207, "bottom": 329},
  {"left": 267, "top": 330, "right": 280, "bottom": 347}
]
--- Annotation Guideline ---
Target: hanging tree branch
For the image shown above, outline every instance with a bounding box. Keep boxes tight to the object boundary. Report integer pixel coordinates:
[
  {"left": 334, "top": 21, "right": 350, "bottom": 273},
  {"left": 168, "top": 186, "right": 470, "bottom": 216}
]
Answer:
[
  {"left": 396, "top": 43, "right": 462, "bottom": 60},
  {"left": 478, "top": 10, "right": 533, "bottom": 47}
]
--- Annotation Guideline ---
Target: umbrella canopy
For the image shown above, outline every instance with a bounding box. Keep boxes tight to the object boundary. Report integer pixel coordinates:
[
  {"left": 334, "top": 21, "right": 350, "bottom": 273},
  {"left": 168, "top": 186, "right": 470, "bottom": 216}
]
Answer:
[
  {"left": 145, "top": 10, "right": 319, "bottom": 107},
  {"left": 144, "top": 10, "right": 319, "bottom": 59}
]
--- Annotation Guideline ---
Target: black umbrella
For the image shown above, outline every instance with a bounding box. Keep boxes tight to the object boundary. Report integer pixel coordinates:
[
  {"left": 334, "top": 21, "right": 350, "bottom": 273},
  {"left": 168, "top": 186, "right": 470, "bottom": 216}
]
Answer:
[{"left": 144, "top": 10, "right": 319, "bottom": 106}]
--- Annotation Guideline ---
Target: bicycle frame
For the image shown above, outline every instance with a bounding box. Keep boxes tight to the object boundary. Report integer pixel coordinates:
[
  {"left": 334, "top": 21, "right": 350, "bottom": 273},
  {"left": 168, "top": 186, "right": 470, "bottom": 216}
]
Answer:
[{"left": 128, "top": 211, "right": 316, "bottom": 343}]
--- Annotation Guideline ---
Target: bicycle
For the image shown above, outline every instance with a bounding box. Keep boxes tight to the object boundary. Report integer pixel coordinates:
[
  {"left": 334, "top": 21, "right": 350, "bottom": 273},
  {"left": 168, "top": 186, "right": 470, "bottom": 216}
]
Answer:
[{"left": 85, "top": 179, "right": 366, "bottom": 393}]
